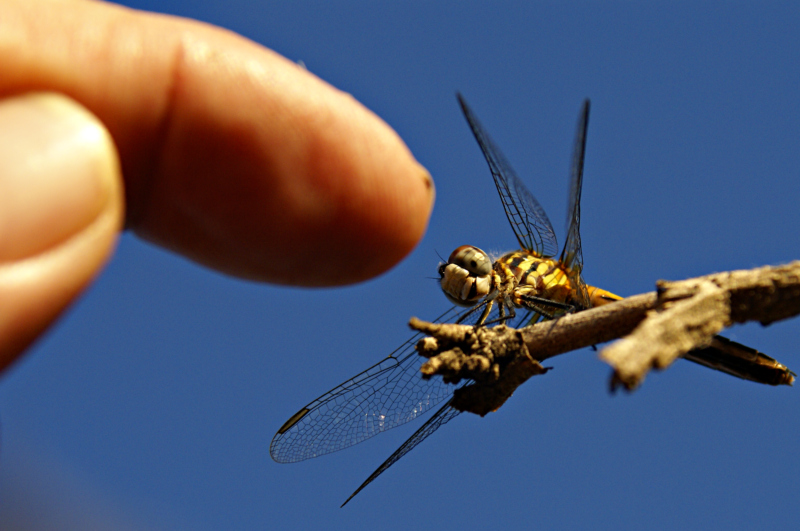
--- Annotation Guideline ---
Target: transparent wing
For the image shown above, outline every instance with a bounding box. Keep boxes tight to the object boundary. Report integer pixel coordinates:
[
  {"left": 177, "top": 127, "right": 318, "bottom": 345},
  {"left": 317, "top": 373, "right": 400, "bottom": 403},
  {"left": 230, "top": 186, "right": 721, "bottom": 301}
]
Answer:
[
  {"left": 559, "top": 99, "right": 591, "bottom": 310},
  {"left": 270, "top": 307, "right": 465, "bottom": 464},
  {"left": 270, "top": 297, "right": 540, "bottom": 465},
  {"left": 457, "top": 93, "right": 558, "bottom": 257},
  {"left": 341, "top": 398, "right": 464, "bottom": 507}
]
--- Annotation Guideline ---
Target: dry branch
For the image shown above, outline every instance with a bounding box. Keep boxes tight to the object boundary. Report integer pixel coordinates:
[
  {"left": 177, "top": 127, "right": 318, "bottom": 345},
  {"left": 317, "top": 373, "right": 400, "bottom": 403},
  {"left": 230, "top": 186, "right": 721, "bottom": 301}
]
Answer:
[
  {"left": 603, "top": 262, "right": 800, "bottom": 389},
  {"left": 413, "top": 319, "right": 548, "bottom": 416},
  {"left": 412, "top": 262, "right": 800, "bottom": 414}
]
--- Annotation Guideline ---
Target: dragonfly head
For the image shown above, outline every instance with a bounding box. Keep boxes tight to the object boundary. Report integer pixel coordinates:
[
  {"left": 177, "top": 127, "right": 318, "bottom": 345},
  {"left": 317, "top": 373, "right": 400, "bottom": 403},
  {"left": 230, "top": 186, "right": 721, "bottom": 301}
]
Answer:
[{"left": 438, "top": 245, "right": 493, "bottom": 307}]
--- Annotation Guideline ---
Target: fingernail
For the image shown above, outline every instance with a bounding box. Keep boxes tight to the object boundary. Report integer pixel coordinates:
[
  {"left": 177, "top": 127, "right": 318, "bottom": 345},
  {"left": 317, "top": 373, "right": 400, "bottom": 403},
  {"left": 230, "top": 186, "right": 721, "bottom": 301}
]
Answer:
[
  {"left": 419, "top": 165, "right": 435, "bottom": 205},
  {"left": 0, "top": 93, "right": 119, "bottom": 262},
  {"left": 419, "top": 165, "right": 435, "bottom": 193}
]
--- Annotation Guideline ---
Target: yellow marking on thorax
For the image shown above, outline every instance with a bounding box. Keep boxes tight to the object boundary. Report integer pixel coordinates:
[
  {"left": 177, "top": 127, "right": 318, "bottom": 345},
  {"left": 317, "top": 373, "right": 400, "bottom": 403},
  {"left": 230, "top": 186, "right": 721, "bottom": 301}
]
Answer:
[
  {"left": 496, "top": 250, "right": 623, "bottom": 310},
  {"left": 497, "top": 251, "right": 576, "bottom": 305}
]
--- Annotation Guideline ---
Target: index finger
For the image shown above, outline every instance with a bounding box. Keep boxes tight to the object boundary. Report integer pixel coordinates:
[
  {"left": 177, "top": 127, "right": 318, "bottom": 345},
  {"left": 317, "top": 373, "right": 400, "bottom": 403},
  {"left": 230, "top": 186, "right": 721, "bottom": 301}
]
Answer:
[{"left": 1, "top": 0, "right": 434, "bottom": 286}]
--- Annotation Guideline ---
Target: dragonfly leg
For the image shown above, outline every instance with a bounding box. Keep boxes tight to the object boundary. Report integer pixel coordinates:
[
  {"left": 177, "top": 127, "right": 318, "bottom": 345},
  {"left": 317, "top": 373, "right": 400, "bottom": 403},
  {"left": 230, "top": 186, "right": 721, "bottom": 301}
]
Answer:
[
  {"left": 475, "top": 299, "right": 497, "bottom": 326},
  {"left": 455, "top": 298, "right": 496, "bottom": 326},
  {"left": 481, "top": 301, "right": 517, "bottom": 327},
  {"left": 526, "top": 305, "right": 557, "bottom": 321},
  {"left": 518, "top": 294, "right": 575, "bottom": 314}
]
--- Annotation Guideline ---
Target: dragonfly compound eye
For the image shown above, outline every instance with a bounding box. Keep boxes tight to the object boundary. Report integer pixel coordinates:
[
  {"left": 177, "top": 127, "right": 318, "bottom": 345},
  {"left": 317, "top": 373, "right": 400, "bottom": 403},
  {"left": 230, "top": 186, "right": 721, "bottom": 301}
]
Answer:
[
  {"left": 440, "top": 246, "right": 493, "bottom": 306},
  {"left": 447, "top": 245, "right": 492, "bottom": 276}
]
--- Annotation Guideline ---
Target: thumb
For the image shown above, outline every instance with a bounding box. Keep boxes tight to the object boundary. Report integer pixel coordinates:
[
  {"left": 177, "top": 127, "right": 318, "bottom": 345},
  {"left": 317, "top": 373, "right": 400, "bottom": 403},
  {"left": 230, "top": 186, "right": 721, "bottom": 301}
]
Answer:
[{"left": 0, "top": 93, "right": 124, "bottom": 371}]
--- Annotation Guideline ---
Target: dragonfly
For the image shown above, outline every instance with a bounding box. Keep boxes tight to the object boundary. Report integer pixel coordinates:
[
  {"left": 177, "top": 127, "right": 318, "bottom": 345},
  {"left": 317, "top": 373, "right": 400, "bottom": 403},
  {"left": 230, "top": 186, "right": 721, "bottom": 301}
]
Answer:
[{"left": 270, "top": 94, "right": 793, "bottom": 506}]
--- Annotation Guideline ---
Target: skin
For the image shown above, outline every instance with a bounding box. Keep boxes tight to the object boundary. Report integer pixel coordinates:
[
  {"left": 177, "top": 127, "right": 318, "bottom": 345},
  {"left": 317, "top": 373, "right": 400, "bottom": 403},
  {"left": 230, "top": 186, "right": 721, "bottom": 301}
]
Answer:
[{"left": 0, "top": 0, "right": 435, "bottom": 371}]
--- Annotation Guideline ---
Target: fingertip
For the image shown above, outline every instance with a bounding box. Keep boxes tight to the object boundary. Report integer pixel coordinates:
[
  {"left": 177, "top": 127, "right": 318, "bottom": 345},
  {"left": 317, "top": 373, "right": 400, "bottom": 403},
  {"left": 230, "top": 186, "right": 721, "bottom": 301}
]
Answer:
[
  {"left": 0, "top": 93, "right": 124, "bottom": 371},
  {"left": 289, "top": 84, "right": 436, "bottom": 285}
]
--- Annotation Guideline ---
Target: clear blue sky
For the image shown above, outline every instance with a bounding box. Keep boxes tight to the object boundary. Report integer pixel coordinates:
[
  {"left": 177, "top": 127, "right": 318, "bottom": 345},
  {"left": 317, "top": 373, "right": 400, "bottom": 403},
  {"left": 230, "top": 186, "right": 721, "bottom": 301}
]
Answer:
[{"left": 1, "top": 2, "right": 799, "bottom": 529}]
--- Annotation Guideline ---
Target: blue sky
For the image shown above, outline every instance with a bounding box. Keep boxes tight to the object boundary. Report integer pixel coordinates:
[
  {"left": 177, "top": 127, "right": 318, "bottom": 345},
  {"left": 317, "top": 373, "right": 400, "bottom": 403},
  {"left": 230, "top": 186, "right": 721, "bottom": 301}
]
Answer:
[{"left": 1, "top": 2, "right": 799, "bottom": 529}]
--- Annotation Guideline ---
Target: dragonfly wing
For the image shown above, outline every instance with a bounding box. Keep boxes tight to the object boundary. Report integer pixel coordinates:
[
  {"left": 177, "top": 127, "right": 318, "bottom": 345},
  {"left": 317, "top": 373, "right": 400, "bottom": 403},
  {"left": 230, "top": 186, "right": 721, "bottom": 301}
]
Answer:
[
  {"left": 270, "top": 307, "right": 465, "bottom": 463},
  {"left": 560, "top": 99, "right": 591, "bottom": 309},
  {"left": 457, "top": 93, "right": 558, "bottom": 257},
  {"left": 341, "top": 398, "right": 464, "bottom": 507}
]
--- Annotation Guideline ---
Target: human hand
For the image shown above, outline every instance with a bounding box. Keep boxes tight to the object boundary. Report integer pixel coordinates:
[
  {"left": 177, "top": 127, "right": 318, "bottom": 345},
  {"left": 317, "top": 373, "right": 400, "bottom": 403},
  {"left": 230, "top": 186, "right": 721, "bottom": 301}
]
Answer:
[{"left": 0, "top": 0, "right": 435, "bottom": 371}]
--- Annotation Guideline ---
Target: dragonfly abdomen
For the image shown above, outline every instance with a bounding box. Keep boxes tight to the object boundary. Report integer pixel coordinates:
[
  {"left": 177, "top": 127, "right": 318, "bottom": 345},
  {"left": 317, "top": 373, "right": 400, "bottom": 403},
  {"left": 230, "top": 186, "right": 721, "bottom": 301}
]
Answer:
[{"left": 586, "top": 285, "right": 623, "bottom": 307}]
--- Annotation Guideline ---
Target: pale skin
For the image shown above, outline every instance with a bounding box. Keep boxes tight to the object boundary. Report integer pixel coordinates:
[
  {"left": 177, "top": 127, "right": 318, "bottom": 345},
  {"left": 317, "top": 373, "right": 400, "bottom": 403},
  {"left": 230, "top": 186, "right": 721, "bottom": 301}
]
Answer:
[{"left": 0, "top": 0, "right": 435, "bottom": 371}]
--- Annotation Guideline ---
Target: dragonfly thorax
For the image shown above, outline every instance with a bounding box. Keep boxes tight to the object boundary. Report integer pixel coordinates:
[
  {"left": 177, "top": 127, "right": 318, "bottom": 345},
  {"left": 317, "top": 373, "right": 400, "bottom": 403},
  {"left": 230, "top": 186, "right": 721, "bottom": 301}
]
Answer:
[{"left": 439, "top": 245, "right": 495, "bottom": 306}]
